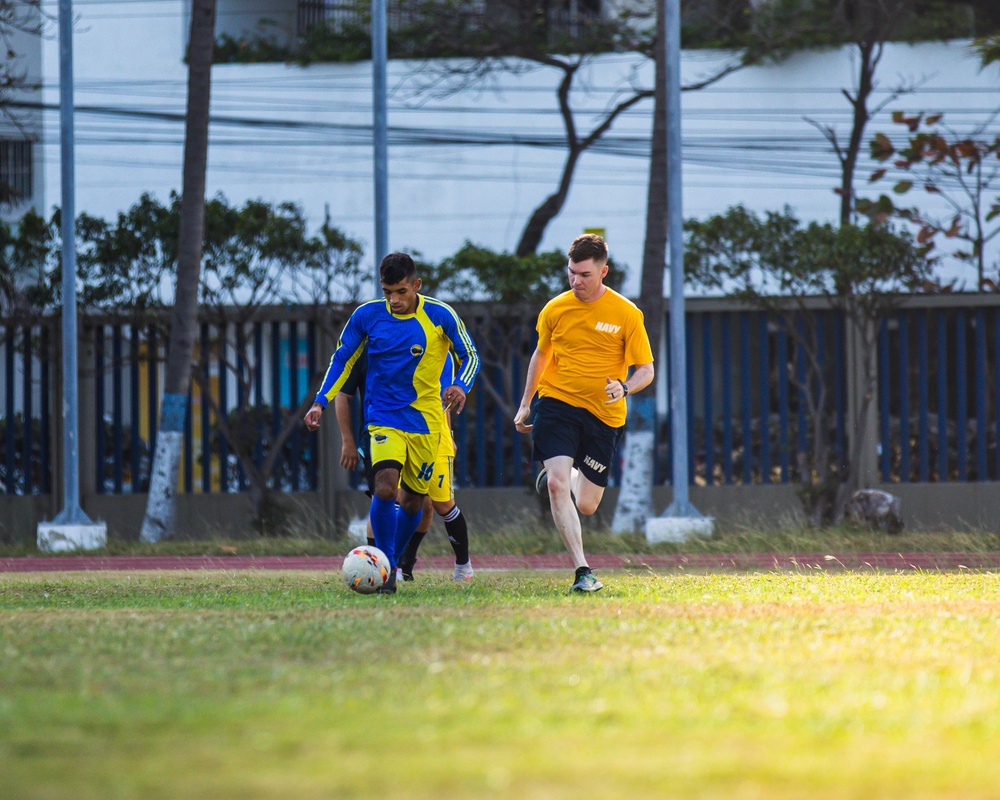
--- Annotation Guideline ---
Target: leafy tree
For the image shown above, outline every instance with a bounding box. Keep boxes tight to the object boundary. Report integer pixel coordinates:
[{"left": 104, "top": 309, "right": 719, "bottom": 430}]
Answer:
[
  {"left": 0, "top": 207, "right": 50, "bottom": 314},
  {"left": 391, "top": 0, "right": 803, "bottom": 256},
  {"left": 685, "top": 206, "right": 931, "bottom": 524},
  {"left": 761, "top": 0, "right": 977, "bottom": 226},
  {"left": 973, "top": 34, "right": 1000, "bottom": 70},
  {"left": 859, "top": 112, "right": 1000, "bottom": 290},
  {"left": 4, "top": 194, "right": 364, "bottom": 530}
]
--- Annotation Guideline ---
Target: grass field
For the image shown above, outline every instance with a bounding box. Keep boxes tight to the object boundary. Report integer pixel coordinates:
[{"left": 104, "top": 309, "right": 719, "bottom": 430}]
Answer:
[{"left": 3, "top": 568, "right": 1000, "bottom": 799}]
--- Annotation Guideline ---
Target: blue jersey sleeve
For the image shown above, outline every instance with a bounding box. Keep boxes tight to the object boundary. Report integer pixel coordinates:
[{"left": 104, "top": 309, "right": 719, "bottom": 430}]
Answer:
[{"left": 438, "top": 303, "right": 480, "bottom": 393}]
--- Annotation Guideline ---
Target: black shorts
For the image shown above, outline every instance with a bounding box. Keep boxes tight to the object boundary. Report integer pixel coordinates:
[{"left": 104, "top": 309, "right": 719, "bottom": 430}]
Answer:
[
  {"left": 531, "top": 397, "right": 624, "bottom": 488},
  {"left": 359, "top": 427, "right": 376, "bottom": 497}
]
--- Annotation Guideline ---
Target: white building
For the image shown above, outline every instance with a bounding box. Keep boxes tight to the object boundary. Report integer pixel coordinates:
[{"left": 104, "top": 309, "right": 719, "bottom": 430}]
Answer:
[{"left": 10, "top": 1, "right": 1000, "bottom": 294}]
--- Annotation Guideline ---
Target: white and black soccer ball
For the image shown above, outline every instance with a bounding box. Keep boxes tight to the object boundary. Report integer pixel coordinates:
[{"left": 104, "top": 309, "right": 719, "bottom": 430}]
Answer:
[{"left": 342, "top": 545, "right": 390, "bottom": 594}]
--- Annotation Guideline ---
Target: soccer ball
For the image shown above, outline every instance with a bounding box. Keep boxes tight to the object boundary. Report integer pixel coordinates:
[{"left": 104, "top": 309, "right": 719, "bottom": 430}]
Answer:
[{"left": 342, "top": 545, "right": 390, "bottom": 594}]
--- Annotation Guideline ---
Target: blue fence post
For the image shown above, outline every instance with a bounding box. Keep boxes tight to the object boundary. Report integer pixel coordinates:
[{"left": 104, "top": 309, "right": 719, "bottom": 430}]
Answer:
[
  {"left": 758, "top": 314, "right": 770, "bottom": 484},
  {"left": 201, "top": 324, "right": 212, "bottom": 493},
  {"left": 22, "top": 327, "right": 33, "bottom": 495},
  {"left": 130, "top": 325, "right": 141, "bottom": 492},
  {"left": 702, "top": 313, "right": 713, "bottom": 485},
  {"left": 236, "top": 324, "right": 248, "bottom": 492},
  {"left": 878, "top": 320, "right": 890, "bottom": 482},
  {"left": 974, "top": 309, "right": 987, "bottom": 481},
  {"left": 94, "top": 324, "right": 105, "bottom": 495},
  {"left": 5, "top": 326, "right": 15, "bottom": 494},
  {"left": 777, "top": 320, "right": 789, "bottom": 483},
  {"left": 112, "top": 325, "right": 124, "bottom": 493},
  {"left": 833, "top": 312, "right": 846, "bottom": 472},
  {"left": 898, "top": 313, "right": 910, "bottom": 482},
  {"left": 956, "top": 310, "right": 967, "bottom": 481},
  {"left": 917, "top": 311, "right": 929, "bottom": 482},
  {"left": 720, "top": 313, "right": 733, "bottom": 484},
  {"left": 795, "top": 316, "right": 807, "bottom": 483},
  {"left": 740, "top": 312, "right": 752, "bottom": 484},
  {"left": 936, "top": 311, "right": 948, "bottom": 481},
  {"left": 41, "top": 325, "right": 50, "bottom": 494}
]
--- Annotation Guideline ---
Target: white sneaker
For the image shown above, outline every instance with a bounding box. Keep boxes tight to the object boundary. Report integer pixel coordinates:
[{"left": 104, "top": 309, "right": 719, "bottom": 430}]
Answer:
[{"left": 452, "top": 561, "right": 474, "bottom": 581}]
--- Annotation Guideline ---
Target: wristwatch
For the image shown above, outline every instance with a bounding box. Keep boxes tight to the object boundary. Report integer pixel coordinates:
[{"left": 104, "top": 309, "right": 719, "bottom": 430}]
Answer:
[{"left": 620, "top": 381, "right": 629, "bottom": 397}]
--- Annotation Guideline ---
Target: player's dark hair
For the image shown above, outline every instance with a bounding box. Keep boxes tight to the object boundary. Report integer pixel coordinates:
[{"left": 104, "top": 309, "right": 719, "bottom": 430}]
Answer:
[
  {"left": 567, "top": 233, "right": 608, "bottom": 266},
  {"left": 379, "top": 252, "right": 417, "bottom": 284}
]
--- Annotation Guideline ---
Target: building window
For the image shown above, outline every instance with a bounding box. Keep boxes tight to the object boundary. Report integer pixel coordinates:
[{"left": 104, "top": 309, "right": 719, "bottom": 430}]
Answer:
[{"left": 0, "top": 139, "right": 33, "bottom": 203}]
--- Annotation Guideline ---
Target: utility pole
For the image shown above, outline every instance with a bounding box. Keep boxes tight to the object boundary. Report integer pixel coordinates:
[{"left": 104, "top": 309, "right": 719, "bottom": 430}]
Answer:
[
  {"left": 38, "top": 0, "right": 108, "bottom": 551},
  {"left": 645, "top": 0, "right": 713, "bottom": 543},
  {"left": 372, "top": 0, "right": 388, "bottom": 295}
]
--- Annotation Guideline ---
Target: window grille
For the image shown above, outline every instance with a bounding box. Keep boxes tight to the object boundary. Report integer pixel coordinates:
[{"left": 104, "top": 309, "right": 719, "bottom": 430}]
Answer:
[{"left": 0, "top": 139, "right": 33, "bottom": 203}]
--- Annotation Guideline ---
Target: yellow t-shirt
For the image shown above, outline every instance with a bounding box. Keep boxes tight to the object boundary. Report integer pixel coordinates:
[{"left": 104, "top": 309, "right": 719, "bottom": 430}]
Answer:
[{"left": 536, "top": 287, "right": 654, "bottom": 428}]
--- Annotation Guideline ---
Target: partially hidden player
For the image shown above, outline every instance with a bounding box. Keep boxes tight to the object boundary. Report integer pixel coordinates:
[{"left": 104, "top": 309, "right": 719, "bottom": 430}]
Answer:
[{"left": 333, "top": 346, "right": 474, "bottom": 582}]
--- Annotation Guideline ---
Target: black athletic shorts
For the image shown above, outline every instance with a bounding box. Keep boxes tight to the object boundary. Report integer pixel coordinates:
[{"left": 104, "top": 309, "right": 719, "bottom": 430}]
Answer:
[
  {"left": 359, "top": 427, "right": 376, "bottom": 498},
  {"left": 531, "top": 396, "right": 624, "bottom": 488}
]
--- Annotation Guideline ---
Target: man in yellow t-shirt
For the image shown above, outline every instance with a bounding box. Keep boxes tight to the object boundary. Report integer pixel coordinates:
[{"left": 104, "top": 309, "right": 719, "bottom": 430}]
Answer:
[{"left": 514, "top": 233, "right": 654, "bottom": 592}]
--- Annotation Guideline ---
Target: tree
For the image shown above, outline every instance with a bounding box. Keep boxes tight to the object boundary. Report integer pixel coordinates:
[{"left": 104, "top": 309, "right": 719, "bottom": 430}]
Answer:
[
  {"left": 685, "top": 206, "right": 932, "bottom": 524},
  {"left": 140, "top": 0, "right": 217, "bottom": 543},
  {"left": 973, "top": 34, "right": 1000, "bottom": 70},
  {"left": 860, "top": 112, "right": 1000, "bottom": 290},
  {"left": 772, "top": 0, "right": 973, "bottom": 226},
  {"left": 0, "top": 1, "right": 42, "bottom": 115},
  {"left": 5, "top": 194, "right": 366, "bottom": 529},
  {"left": 394, "top": 0, "right": 794, "bottom": 257}
]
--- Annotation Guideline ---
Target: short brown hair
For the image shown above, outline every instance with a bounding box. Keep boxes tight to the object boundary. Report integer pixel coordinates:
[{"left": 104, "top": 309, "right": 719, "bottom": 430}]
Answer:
[{"left": 567, "top": 233, "right": 608, "bottom": 266}]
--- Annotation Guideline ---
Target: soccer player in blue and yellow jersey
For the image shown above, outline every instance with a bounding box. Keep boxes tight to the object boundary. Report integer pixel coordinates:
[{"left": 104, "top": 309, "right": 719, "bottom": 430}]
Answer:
[
  {"left": 514, "top": 234, "right": 654, "bottom": 593},
  {"left": 304, "top": 253, "right": 480, "bottom": 593}
]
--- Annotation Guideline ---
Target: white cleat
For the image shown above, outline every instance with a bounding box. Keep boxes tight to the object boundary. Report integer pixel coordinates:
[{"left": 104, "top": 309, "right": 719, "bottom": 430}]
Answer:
[{"left": 452, "top": 561, "right": 474, "bottom": 581}]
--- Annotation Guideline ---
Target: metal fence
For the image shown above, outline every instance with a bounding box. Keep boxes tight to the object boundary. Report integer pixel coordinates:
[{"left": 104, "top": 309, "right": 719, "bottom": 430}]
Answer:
[{"left": 7, "top": 297, "right": 1000, "bottom": 500}]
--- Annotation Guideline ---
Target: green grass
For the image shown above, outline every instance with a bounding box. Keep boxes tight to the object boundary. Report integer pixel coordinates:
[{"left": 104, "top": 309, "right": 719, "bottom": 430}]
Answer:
[{"left": 3, "top": 569, "right": 1000, "bottom": 799}]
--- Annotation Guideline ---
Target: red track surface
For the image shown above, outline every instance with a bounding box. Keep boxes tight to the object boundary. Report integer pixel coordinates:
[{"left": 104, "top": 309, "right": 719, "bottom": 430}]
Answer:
[{"left": 2, "top": 552, "right": 1000, "bottom": 573}]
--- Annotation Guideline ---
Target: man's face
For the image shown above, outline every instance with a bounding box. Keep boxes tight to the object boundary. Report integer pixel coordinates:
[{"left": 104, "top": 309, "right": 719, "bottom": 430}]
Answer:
[
  {"left": 567, "top": 258, "right": 608, "bottom": 303},
  {"left": 382, "top": 276, "right": 421, "bottom": 315}
]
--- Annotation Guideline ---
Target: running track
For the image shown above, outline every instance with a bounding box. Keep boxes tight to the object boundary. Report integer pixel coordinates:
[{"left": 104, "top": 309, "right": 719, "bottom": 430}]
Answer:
[{"left": 3, "top": 552, "right": 1000, "bottom": 572}]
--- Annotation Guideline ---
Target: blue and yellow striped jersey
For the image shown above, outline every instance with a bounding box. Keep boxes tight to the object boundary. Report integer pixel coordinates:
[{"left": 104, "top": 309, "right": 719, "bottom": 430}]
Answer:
[{"left": 314, "top": 295, "right": 479, "bottom": 434}]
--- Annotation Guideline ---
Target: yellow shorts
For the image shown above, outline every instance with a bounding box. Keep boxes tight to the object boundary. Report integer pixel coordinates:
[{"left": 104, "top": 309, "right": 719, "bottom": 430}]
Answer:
[
  {"left": 368, "top": 425, "right": 442, "bottom": 496},
  {"left": 427, "top": 431, "right": 457, "bottom": 504}
]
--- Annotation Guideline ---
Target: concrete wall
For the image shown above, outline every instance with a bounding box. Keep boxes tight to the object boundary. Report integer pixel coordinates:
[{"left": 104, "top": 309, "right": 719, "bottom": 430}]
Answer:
[{"left": 6, "top": 479, "right": 1000, "bottom": 546}]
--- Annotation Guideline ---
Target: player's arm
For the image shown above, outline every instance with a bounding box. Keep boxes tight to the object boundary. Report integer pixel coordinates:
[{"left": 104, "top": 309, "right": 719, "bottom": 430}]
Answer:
[
  {"left": 627, "top": 362, "right": 655, "bottom": 395},
  {"left": 514, "top": 345, "right": 552, "bottom": 433},
  {"left": 333, "top": 392, "right": 359, "bottom": 470},
  {"left": 441, "top": 311, "right": 480, "bottom": 414}
]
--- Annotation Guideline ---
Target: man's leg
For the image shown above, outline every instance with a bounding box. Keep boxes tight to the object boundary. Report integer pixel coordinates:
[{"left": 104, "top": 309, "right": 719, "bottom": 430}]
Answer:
[
  {"left": 371, "top": 466, "right": 402, "bottom": 568},
  {"left": 393, "top": 487, "right": 424, "bottom": 569},
  {"left": 398, "top": 495, "right": 433, "bottom": 580},
  {"left": 543, "top": 455, "right": 588, "bottom": 568}
]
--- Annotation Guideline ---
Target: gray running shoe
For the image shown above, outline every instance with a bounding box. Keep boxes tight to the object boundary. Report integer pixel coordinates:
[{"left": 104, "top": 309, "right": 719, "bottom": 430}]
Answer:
[{"left": 571, "top": 569, "right": 603, "bottom": 593}]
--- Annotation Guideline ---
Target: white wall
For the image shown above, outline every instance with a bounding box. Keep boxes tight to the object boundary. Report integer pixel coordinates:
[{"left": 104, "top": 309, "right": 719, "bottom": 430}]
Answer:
[{"left": 35, "top": 0, "right": 1000, "bottom": 296}]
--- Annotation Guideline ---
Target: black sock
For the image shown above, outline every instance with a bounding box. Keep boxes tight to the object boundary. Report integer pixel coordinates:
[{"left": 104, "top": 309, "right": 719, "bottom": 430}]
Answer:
[
  {"left": 399, "top": 529, "right": 427, "bottom": 573},
  {"left": 443, "top": 506, "right": 470, "bottom": 565},
  {"left": 366, "top": 536, "right": 375, "bottom": 548}
]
